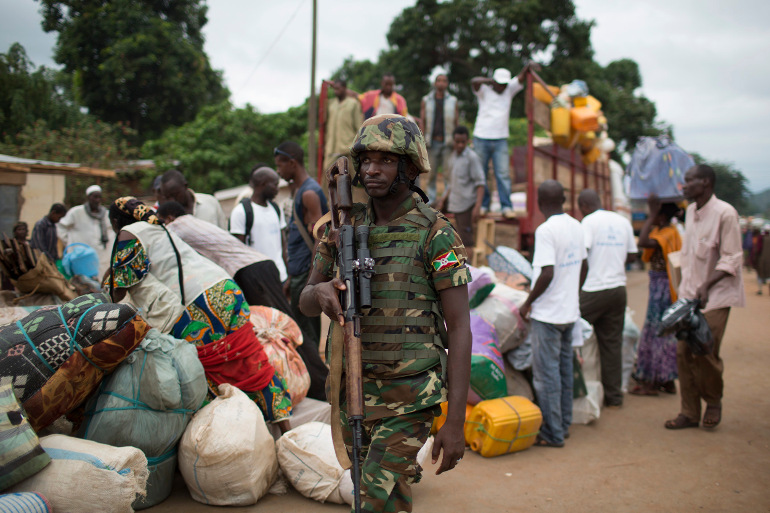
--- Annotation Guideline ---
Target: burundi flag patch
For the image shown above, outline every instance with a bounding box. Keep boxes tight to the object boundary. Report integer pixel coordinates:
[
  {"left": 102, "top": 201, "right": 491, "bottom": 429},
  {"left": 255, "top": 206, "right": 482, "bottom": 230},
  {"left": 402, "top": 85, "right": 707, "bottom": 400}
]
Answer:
[{"left": 432, "top": 250, "right": 460, "bottom": 271}]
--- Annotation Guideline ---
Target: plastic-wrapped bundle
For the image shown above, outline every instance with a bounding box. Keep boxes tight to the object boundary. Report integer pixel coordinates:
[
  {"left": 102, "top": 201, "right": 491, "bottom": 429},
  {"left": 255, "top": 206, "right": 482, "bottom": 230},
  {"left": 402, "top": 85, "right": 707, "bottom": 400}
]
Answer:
[
  {"left": 80, "top": 329, "right": 207, "bottom": 509},
  {"left": 468, "top": 312, "right": 507, "bottom": 404},
  {"left": 627, "top": 136, "right": 694, "bottom": 200},
  {"left": 250, "top": 306, "right": 310, "bottom": 406},
  {"left": 0, "top": 293, "right": 150, "bottom": 431}
]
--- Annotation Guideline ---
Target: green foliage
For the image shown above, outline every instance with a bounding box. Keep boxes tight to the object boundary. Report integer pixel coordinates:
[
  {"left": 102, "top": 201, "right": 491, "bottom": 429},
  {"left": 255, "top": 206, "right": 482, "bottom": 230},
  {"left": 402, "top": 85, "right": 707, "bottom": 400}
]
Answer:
[
  {"left": 141, "top": 101, "right": 310, "bottom": 193},
  {"left": 0, "top": 43, "right": 83, "bottom": 140},
  {"left": 748, "top": 188, "right": 770, "bottom": 218},
  {"left": 691, "top": 153, "right": 751, "bottom": 214},
  {"left": 333, "top": 0, "right": 662, "bottom": 158},
  {"left": 39, "top": 0, "right": 228, "bottom": 142},
  {"left": 0, "top": 118, "right": 138, "bottom": 168}
]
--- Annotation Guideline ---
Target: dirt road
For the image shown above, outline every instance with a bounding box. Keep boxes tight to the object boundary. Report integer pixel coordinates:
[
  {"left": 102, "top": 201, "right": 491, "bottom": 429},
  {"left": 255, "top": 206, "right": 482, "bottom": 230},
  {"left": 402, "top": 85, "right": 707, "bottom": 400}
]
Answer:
[{"left": 149, "top": 270, "right": 770, "bottom": 512}]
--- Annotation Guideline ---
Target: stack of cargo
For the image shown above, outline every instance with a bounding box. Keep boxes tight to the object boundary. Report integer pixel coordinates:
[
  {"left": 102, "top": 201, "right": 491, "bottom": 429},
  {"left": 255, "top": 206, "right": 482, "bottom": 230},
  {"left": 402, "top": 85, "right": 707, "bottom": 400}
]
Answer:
[{"left": 533, "top": 79, "right": 612, "bottom": 165}]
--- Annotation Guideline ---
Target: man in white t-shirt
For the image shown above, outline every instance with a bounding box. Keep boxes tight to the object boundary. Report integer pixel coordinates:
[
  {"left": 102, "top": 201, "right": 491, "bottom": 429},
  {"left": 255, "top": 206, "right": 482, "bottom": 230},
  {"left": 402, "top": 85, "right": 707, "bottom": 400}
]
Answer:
[
  {"left": 578, "top": 189, "right": 638, "bottom": 407},
  {"left": 520, "top": 180, "right": 587, "bottom": 447},
  {"left": 471, "top": 63, "right": 538, "bottom": 217},
  {"left": 229, "top": 166, "right": 288, "bottom": 282}
]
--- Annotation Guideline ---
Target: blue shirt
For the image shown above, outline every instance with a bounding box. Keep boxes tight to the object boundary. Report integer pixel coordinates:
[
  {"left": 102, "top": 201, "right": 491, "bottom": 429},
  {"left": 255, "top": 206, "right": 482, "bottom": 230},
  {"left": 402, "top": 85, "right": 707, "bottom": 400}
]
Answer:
[{"left": 287, "top": 178, "right": 328, "bottom": 276}]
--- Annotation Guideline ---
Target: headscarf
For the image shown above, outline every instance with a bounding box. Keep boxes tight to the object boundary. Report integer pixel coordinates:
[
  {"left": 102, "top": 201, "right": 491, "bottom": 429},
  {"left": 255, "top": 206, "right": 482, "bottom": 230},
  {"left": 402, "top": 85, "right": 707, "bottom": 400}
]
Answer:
[{"left": 114, "top": 196, "right": 162, "bottom": 225}]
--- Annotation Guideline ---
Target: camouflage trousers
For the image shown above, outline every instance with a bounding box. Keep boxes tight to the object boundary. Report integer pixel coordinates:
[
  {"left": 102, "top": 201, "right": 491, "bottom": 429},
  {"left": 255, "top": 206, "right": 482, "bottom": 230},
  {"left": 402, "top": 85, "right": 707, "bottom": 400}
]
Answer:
[{"left": 340, "top": 405, "right": 440, "bottom": 513}]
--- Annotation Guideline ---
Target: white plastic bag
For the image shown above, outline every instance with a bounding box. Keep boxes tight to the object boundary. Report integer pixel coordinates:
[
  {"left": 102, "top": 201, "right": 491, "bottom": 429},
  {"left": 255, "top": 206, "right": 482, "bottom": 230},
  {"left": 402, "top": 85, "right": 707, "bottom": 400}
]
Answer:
[
  {"left": 622, "top": 308, "right": 641, "bottom": 393},
  {"left": 572, "top": 381, "right": 604, "bottom": 425},
  {"left": 178, "top": 384, "right": 277, "bottom": 506},
  {"left": 10, "top": 435, "right": 148, "bottom": 513}
]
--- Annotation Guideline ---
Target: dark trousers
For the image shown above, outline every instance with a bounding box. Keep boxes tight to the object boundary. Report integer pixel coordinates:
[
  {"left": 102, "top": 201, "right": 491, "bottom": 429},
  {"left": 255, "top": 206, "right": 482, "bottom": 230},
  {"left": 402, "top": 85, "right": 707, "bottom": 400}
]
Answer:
[
  {"left": 235, "top": 261, "right": 328, "bottom": 401},
  {"left": 451, "top": 207, "right": 475, "bottom": 247},
  {"left": 234, "top": 260, "right": 289, "bottom": 312},
  {"left": 678, "top": 308, "right": 730, "bottom": 421},
  {"left": 580, "top": 286, "right": 627, "bottom": 406}
]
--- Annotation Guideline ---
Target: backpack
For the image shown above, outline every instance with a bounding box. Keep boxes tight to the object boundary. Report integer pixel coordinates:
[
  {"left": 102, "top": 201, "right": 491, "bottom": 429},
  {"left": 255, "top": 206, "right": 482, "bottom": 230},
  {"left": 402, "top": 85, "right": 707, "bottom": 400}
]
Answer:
[{"left": 231, "top": 197, "right": 280, "bottom": 246}]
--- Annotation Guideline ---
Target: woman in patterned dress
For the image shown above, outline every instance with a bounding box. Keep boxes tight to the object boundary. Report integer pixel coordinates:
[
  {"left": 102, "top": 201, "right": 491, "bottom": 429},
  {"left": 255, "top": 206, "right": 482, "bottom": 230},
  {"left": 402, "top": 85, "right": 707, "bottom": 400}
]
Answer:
[
  {"left": 106, "top": 197, "right": 292, "bottom": 431},
  {"left": 630, "top": 197, "right": 682, "bottom": 396}
]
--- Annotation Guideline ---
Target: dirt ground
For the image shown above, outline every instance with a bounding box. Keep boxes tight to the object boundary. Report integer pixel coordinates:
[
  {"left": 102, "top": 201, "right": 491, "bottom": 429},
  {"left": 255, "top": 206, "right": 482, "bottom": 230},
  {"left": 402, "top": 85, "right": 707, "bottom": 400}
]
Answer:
[{"left": 149, "top": 270, "right": 770, "bottom": 513}]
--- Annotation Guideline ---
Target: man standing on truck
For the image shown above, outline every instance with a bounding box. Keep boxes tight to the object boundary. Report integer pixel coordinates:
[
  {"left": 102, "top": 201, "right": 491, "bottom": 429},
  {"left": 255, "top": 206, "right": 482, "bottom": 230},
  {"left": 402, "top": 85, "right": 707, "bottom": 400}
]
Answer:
[
  {"left": 578, "top": 189, "right": 638, "bottom": 408},
  {"left": 419, "top": 73, "right": 459, "bottom": 203},
  {"left": 471, "top": 63, "right": 539, "bottom": 218}
]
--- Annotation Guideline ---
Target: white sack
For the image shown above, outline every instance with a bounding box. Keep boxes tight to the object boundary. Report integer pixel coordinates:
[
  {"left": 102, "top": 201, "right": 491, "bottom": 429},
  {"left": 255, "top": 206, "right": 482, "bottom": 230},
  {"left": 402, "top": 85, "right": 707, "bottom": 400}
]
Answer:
[
  {"left": 178, "top": 384, "right": 277, "bottom": 506},
  {"left": 572, "top": 381, "right": 604, "bottom": 425},
  {"left": 10, "top": 434, "right": 148, "bottom": 513}
]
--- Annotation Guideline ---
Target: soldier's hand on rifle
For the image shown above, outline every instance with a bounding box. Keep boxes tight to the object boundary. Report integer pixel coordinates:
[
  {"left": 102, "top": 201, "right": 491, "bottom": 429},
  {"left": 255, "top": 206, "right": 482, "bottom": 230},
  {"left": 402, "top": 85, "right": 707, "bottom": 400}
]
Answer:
[{"left": 314, "top": 277, "right": 347, "bottom": 326}]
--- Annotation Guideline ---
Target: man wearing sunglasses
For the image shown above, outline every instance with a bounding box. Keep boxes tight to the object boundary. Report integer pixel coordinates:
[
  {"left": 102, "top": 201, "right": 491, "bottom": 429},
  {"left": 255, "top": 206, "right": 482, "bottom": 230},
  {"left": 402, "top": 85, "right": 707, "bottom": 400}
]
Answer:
[{"left": 274, "top": 142, "right": 329, "bottom": 351}]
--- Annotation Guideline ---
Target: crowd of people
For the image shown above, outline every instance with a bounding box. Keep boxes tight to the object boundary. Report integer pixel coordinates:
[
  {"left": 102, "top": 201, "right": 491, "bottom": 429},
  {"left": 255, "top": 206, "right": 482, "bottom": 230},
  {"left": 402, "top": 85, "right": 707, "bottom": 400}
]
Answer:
[{"left": 3, "top": 68, "right": 749, "bottom": 510}]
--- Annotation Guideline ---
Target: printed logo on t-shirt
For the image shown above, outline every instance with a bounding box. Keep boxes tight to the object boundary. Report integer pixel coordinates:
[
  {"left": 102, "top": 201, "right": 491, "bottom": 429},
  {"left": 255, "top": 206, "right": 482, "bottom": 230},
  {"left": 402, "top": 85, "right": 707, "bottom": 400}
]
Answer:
[{"left": 432, "top": 250, "right": 460, "bottom": 271}]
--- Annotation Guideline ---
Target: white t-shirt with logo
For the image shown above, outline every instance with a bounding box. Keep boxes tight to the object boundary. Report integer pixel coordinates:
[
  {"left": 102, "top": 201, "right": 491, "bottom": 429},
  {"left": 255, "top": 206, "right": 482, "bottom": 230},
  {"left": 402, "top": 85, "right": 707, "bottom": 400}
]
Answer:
[
  {"left": 530, "top": 213, "right": 586, "bottom": 324},
  {"left": 229, "top": 201, "right": 287, "bottom": 281},
  {"left": 581, "top": 209, "right": 637, "bottom": 292},
  {"left": 472, "top": 78, "right": 524, "bottom": 139}
]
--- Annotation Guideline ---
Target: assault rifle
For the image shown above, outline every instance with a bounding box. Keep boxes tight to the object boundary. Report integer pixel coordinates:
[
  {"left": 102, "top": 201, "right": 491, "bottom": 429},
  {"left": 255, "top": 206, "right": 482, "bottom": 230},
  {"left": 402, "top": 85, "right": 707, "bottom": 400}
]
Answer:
[{"left": 327, "top": 156, "right": 374, "bottom": 513}]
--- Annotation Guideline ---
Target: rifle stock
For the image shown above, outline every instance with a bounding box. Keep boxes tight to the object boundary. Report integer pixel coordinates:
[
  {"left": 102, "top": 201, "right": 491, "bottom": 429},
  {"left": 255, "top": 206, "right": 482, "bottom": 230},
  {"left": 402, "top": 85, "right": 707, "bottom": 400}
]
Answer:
[{"left": 327, "top": 156, "right": 370, "bottom": 513}]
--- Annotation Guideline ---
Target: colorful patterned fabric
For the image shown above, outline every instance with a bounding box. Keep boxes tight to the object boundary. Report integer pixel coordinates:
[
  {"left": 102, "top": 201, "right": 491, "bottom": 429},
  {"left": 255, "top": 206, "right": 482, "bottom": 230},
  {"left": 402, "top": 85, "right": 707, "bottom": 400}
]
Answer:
[
  {"left": 0, "top": 293, "right": 139, "bottom": 405},
  {"left": 632, "top": 271, "right": 678, "bottom": 385},
  {"left": 173, "top": 279, "right": 249, "bottom": 345},
  {"left": 245, "top": 374, "right": 293, "bottom": 423},
  {"left": 641, "top": 225, "right": 682, "bottom": 301},
  {"left": 109, "top": 238, "right": 151, "bottom": 288},
  {"left": 22, "top": 315, "right": 150, "bottom": 431},
  {"left": 196, "top": 322, "right": 274, "bottom": 393},
  {"left": 114, "top": 196, "right": 161, "bottom": 225},
  {"left": 0, "top": 492, "right": 52, "bottom": 513}
]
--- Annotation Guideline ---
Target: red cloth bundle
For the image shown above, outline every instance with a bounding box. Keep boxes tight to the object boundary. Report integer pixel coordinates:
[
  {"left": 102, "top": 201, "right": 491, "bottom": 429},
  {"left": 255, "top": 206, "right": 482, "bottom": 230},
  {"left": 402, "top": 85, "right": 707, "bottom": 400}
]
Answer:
[{"left": 196, "top": 322, "right": 274, "bottom": 393}]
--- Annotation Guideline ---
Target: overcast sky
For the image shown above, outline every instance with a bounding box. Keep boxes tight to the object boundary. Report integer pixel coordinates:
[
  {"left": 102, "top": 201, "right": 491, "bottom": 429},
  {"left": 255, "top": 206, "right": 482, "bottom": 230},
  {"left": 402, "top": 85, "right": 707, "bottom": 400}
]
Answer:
[{"left": 2, "top": 0, "right": 768, "bottom": 193}]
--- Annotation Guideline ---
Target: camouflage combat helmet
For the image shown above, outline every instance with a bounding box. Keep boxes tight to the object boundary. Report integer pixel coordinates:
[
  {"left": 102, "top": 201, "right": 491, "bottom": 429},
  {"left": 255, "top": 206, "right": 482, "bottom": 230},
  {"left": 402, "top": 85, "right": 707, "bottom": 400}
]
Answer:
[{"left": 350, "top": 114, "right": 431, "bottom": 175}]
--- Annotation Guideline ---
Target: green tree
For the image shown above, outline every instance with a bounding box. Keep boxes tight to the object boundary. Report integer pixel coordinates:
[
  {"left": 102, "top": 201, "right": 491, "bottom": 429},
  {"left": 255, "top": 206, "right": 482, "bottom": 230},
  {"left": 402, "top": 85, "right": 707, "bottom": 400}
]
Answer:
[
  {"left": 691, "top": 153, "right": 751, "bottom": 214},
  {"left": 39, "top": 0, "right": 228, "bottom": 142},
  {"left": 0, "top": 43, "right": 83, "bottom": 140},
  {"left": 334, "top": 0, "right": 662, "bottom": 157},
  {"left": 142, "top": 101, "right": 310, "bottom": 193}
]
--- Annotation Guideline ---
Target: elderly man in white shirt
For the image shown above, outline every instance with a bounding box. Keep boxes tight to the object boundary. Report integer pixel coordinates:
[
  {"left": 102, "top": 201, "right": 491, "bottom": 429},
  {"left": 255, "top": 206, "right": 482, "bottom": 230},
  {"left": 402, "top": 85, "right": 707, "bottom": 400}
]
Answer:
[
  {"left": 471, "top": 63, "right": 538, "bottom": 217},
  {"left": 578, "top": 189, "right": 638, "bottom": 408},
  {"left": 57, "top": 184, "right": 114, "bottom": 275}
]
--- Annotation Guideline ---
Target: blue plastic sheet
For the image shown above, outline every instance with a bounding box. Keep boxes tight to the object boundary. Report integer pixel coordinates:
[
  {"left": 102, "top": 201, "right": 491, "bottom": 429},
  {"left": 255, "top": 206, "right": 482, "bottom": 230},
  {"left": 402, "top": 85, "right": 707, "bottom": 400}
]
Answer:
[{"left": 627, "top": 136, "right": 694, "bottom": 200}]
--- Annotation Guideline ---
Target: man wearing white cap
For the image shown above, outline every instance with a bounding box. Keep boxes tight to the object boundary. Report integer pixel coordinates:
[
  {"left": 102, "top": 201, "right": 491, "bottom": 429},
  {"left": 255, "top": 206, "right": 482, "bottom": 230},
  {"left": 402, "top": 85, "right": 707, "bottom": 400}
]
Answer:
[
  {"left": 57, "top": 184, "right": 114, "bottom": 274},
  {"left": 471, "top": 63, "right": 539, "bottom": 217}
]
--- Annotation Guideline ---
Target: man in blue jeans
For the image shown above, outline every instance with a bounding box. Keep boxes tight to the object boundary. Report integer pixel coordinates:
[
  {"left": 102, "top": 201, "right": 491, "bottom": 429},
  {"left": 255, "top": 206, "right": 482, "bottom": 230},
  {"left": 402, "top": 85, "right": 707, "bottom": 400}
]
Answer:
[
  {"left": 519, "top": 180, "right": 587, "bottom": 447},
  {"left": 471, "top": 63, "right": 538, "bottom": 217}
]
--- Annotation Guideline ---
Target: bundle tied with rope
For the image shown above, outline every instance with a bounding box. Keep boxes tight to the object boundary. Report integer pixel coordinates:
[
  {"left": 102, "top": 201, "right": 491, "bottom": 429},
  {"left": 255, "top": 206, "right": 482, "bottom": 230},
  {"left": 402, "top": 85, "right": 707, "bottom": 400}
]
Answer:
[{"left": 0, "top": 292, "right": 151, "bottom": 431}]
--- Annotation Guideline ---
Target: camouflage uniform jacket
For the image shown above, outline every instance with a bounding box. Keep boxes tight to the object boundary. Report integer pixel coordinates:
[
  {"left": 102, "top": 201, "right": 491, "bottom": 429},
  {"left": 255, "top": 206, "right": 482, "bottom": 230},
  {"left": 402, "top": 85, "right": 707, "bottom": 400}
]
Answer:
[{"left": 314, "top": 193, "right": 471, "bottom": 420}]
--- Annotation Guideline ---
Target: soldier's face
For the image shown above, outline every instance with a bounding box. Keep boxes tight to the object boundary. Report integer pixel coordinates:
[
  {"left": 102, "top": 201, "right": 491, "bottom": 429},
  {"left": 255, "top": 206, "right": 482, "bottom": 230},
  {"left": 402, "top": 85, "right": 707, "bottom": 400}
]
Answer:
[{"left": 360, "top": 150, "right": 399, "bottom": 197}]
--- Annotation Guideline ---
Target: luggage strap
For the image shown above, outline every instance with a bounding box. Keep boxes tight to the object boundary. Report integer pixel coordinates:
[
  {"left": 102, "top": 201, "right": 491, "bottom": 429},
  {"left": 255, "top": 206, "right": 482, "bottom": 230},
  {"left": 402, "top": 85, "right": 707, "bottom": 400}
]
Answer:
[
  {"left": 466, "top": 397, "right": 540, "bottom": 451},
  {"left": 57, "top": 305, "right": 107, "bottom": 372}
]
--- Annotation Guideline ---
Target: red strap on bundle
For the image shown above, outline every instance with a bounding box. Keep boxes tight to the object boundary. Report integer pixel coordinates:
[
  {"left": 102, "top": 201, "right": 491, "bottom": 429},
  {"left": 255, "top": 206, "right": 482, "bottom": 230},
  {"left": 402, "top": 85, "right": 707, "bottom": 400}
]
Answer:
[{"left": 196, "top": 321, "right": 275, "bottom": 393}]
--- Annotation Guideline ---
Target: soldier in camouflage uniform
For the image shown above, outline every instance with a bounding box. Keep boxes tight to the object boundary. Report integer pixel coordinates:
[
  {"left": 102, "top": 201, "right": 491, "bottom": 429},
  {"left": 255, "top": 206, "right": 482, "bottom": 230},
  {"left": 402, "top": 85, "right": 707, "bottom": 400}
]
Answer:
[{"left": 300, "top": 114, "right": 472, "bottom": 512}]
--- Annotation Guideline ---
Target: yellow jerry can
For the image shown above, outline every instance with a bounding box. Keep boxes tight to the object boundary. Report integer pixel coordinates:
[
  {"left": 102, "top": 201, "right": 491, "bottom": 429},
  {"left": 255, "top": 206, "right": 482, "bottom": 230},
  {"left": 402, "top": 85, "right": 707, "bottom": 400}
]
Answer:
[
  {"left": 464, "top": 396, "right": 542, "bottom": 457},
  {"left": 571, "top": 106, "right": 600, "bottom": 132},
  {"left": 550, "top": 106, "right": 570, "bottom": 138},
  {"left": 431, "top": 402, "right": 473, "bottom": 435},
  {"left": 533, "top": 83, "right": 560, "bottom": 104}
]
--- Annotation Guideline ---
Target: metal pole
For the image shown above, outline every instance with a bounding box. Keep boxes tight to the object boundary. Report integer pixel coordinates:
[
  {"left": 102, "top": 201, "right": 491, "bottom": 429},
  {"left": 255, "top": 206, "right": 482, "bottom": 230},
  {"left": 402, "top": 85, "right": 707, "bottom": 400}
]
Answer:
[{"left": 307, "top": 0, "right": 318, "bottom": 173}]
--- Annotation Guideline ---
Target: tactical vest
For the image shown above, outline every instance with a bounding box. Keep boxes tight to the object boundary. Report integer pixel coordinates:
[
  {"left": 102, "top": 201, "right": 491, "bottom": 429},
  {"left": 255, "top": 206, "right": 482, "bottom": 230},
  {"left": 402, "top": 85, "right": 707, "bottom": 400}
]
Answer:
[{"left": 347, "top": 199, "right": 448, "bottom": 380}]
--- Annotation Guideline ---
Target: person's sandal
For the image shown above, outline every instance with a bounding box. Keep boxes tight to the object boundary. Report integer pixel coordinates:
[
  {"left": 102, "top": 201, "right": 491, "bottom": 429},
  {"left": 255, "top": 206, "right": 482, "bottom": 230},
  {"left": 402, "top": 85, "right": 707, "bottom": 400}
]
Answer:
[
  {"left": 658, "top": 381, "right": 677, "bottom": 395},
  {"left": 534, "top": 435, "right": 564, "bottom": 448},
  {"left": 664, "top": 414, "right": 699, "bottom": 430},
  {"left": 702, "top": 406, "right": 721, "bottom": 428}
]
